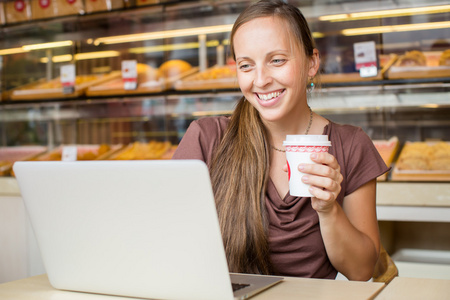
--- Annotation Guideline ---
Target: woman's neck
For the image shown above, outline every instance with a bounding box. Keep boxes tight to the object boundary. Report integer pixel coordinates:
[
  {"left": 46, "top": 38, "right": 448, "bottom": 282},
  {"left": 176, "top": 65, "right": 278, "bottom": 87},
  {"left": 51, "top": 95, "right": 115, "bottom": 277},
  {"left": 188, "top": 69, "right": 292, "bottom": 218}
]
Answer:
[{"left": 263, "top": 105, "right": 314, "bottom": 148}]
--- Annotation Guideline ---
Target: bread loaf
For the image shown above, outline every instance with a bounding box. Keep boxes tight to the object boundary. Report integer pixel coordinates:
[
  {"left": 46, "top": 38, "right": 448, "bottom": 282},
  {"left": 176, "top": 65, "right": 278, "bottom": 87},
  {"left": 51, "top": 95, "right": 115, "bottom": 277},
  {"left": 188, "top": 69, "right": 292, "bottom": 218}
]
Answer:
[
  {"left": 439, "top": 49, "right": 450, "bottom": 66},
  {"left": 398, "top": 50, "right": 427, "bottom": 67},
  {"left": 397, "top": 141, "right": 450, "bottom": 171},
  {"left": 159, "top": 60, "right": 192, "bottom": 78}
]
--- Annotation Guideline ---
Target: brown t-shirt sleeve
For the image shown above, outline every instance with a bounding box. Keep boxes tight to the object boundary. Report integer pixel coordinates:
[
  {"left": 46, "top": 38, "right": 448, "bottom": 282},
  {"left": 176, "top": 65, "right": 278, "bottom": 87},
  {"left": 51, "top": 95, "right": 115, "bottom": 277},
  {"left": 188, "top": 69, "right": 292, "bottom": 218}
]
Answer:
[
  {"left": 328, "top": 122, "right": 390, "bottom": 197},
  {"left": 172, "top": 116, "right": 229, "bottom": 165},
  {"left": 345, "top": 127, "right": 389, "bottom": 195}
]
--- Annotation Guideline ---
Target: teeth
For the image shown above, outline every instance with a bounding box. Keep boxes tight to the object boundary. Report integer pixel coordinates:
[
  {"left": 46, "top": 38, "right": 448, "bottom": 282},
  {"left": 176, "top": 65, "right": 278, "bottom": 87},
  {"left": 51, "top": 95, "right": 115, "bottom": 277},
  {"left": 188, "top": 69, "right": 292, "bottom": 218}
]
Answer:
[{"left": 258, "top": 91, "right": 281, "bottom": 101}]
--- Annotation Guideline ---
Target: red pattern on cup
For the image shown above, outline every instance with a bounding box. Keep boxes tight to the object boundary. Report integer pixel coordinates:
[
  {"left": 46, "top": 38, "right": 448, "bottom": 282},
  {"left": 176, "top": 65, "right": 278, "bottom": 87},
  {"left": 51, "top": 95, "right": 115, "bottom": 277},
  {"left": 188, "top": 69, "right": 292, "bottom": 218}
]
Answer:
[
  {"left": 287, "top": 161, "right": 291, "bottom": 180},
  {"left": 285, "top": 145, "right": 329, "bottom": 153}
]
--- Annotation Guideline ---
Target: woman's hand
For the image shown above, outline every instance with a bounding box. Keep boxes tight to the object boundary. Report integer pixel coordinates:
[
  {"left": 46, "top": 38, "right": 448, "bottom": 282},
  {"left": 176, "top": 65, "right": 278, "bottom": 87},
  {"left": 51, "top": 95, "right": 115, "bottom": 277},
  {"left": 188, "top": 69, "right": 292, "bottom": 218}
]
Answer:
[
  {"left": 297, "top": 152, "right": 343, "bottom": 213},
  {"left": 281, "top": 152, "right": 343, "bottom": 212}
]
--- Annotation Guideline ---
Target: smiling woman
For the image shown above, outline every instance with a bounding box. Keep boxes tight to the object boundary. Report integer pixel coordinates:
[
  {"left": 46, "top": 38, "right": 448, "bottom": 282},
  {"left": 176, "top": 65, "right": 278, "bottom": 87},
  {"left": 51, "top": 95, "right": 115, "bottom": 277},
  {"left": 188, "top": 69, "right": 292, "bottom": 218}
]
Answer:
[
  {"left": 232, "top": 15, "right": 317, "bottom": 124},
  {"left": 173, "top": 0, "right": 389, "bottom": 281}
]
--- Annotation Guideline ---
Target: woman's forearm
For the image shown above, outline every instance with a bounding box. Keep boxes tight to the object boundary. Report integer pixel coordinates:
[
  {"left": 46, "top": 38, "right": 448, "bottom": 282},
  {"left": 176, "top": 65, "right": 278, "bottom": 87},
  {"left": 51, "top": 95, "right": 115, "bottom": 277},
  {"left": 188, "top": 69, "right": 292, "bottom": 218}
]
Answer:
[{"left": 318, "top": 201, "right": 379, "bottom": 281}]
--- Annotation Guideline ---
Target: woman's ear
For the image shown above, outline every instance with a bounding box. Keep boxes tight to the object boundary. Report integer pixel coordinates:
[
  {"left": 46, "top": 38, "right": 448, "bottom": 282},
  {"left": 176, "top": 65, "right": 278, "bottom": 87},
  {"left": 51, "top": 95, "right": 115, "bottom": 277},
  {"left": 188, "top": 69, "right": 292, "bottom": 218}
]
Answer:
[{"left": 307, "top": 48, "right": 320, "bottom": 77}]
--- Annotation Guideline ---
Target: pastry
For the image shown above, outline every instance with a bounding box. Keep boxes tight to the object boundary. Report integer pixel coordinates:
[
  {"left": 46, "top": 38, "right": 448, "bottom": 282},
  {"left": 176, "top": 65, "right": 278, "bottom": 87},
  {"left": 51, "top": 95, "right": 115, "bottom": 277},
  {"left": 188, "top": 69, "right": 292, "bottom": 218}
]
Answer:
[
  {"left": 430, "top": 158, "right": 450, "bottom": 170},
  {"left": 398, "top": 50, "right": 427, "bottom": 67},
  {"left": 439, "top": 49, "right": 450, "bottom": 66},
  {"left": 159, "top": 60, "right": 192, "bottom": 78},
  {"left": 113, "top": 141, "right": 172, "bottom": 160},
  {"left": 137, "top": 63, "right": 161, "bottom": 82},
  {"left": 396, "top": 158, "right": 429, "bottom": 170},
  {"left": 397, "top": 141, "right": 450, "bottom": 171}
]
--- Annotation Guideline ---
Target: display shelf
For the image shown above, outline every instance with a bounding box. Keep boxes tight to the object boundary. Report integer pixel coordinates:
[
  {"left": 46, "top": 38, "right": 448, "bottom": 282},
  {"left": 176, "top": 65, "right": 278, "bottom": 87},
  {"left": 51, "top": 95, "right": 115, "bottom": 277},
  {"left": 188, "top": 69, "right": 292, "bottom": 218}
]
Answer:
[
  {"left": 3, "top": 178, "right": 449, "bottom": 222},
  {"left": 392, "top": 248, "right": 450, "bottom": 280},
  {"left": 376, "top": 182, "right": 450, "bottom": 222},
  {"left": 376, "top": 182, "right": 450, "bottom": 207},
  {"left": 1, "top": 0, "right": 449, "bottom": 152},
  {"left": 1, "top": 77, "right": 449, "bottom": 105},
  {"left": 394, "top": 261, "right": 450, "bottom": 280}
]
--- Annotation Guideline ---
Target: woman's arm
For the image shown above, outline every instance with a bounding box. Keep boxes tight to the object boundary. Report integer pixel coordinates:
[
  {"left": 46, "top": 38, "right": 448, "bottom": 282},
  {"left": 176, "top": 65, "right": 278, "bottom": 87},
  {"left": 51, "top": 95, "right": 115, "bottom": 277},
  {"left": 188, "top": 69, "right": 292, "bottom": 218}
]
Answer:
[{"left": 301, "top": 153, "right": 380, "bottom": 281}]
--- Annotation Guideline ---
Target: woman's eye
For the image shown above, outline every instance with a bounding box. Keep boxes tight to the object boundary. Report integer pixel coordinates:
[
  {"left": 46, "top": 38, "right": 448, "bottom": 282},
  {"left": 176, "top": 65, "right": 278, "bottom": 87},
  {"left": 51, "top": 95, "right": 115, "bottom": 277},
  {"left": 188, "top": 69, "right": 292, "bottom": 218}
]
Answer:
[
  {"left": 239, "top": 64, "right": 250, "bottom": 70},
  {"left": 272, "top": 59, "right": 286, "bottom": 64}
]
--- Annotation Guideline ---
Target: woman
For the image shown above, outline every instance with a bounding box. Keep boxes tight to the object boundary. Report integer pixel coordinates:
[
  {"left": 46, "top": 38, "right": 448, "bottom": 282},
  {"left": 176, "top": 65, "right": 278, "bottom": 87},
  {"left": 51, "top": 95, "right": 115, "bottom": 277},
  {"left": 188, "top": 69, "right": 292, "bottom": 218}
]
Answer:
[{"left": 173, "top": 0, "right": 389, "bottom": 281}]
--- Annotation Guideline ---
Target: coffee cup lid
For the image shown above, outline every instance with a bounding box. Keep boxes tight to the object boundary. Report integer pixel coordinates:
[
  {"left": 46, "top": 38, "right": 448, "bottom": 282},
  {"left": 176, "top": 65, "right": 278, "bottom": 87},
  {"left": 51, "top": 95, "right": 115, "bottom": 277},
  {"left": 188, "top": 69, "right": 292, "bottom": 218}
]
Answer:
[{"left": 283, "top": 135, "right": 331, "bottom": 146}]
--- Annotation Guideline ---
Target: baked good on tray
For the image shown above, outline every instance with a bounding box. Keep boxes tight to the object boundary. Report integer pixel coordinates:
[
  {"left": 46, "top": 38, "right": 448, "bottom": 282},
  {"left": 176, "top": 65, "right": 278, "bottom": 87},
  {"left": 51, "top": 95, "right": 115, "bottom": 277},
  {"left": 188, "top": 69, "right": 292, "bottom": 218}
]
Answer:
[
  {"left": 397, "top": 50, "right": 427, "bottom": 67},
  {"left": 387, "top": 50, "right": 450, "bottom": 79},
  {"left": 10, "top": 72, "right": 120, "bottom": 100},
  {"left": 159, "top": 60, "right": 192, "bottom": 78},
  {"left": 111, "top": 141, "right": 173, "bottom": 160},
  {"left": 33, "top": 144, "right": 114, "bottom": 161},
  {"left": 372, "top": 136, "right": 399, "bottom": 166},
  {"left": 396, "top": 141, "right": 450, "bottom": 171},
  {"left": 87, "top": 60, "right": 195, "bottom": 95},
  {"left": 174, "top": 65, "right": 238, "bottom": 90},
  {"left": 439, "top": 49, "right": 450, "bottom": 66}
]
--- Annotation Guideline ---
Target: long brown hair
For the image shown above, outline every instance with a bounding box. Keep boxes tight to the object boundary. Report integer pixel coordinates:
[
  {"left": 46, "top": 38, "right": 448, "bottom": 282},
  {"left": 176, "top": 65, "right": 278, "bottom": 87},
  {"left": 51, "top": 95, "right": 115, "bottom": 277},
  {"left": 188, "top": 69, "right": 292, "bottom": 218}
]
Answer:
[{"left": 209, "top": 0, "right": 317, "bottom": 275}]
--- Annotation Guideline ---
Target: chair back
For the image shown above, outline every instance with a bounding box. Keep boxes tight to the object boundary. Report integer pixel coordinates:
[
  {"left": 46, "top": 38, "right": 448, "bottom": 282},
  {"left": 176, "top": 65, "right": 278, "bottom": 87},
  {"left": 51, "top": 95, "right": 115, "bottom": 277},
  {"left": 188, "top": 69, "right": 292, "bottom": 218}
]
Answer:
[{"left": 372, "top": 244, "right": 398, "bottom": 284}]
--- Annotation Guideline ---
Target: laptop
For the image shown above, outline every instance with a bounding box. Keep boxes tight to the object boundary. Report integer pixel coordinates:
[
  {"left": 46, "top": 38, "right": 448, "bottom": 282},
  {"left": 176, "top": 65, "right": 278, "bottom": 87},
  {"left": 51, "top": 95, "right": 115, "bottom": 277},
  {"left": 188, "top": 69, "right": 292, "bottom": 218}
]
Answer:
[{"left": 13, "top": 160, "right": 282, "bottom": 300}]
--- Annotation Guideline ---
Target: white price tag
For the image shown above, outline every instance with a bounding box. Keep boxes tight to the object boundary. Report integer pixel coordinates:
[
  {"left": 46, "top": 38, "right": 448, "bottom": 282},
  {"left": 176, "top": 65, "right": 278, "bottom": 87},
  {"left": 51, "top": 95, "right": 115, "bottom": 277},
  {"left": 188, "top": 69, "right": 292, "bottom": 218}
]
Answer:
[
  {"left": 62, "top": 146, "right": 77, "bottom": 161},
  {"left": 360, "top": 66, "right": 378, "bottom": 77},
  {"left": 61, "top": 64, "right": 76, "bottom": 94},
  {"left": 122, "top": 60, "right": 138, "bottom": 90},
  {"left": 353, "top": 41, "right": 378, "bottom": 78}
]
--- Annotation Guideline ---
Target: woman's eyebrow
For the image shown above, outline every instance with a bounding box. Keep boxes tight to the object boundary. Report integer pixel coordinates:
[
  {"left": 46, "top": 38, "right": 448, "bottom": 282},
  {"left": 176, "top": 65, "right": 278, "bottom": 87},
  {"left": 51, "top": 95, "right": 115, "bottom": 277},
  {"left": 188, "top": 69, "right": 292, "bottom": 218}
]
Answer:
[
  {"left": 236, "top": 50, "right": 289, "bottom": 61},
  {"left": 235, "top": 56, "right": 251, "bottom": 62},
  {"left": 267, "top": 50, "right": 290, "bottom": 56}
]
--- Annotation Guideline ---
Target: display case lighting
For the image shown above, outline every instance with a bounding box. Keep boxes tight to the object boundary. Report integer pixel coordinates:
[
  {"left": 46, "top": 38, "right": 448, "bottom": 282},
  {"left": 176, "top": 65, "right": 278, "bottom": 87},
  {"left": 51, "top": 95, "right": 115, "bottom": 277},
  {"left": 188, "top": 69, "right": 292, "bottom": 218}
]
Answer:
[
  {"left": 0, "top": 47, "right": 28, "bottom": 55},
  {"left": 1, "top": 41, "right": 73, "bottom": 56},
  {"left": 22, "top": 40, "right": 73, "bottom": 51},
  {"left": 342, "top": 21, "right": 450, "bottom": 36},
  {"left": 75, "top": 51, "right": 120, "bottom": 60},
  {"left": 420, "top": 104, "right": 440, "bottom": 109},
  {"left": 93, "top": 24, "right": 234, "bottom": 45},
  {"left": 320, "top": 4, "right": 450, "bottom": 21},
  {"left": 40, "top": 54, "right": 73, "bottom": 63},
  {"left": 129, "top": 40, "right": 220, "bottom": 54},
  {"left": 40, "top": 51, "right": 120, "bottom": 63}
]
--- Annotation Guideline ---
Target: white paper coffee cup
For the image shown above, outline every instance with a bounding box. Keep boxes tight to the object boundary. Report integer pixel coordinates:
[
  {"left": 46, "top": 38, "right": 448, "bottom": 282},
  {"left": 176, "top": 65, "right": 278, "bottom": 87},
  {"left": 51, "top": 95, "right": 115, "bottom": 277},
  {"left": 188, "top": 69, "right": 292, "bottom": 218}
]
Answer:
[{"left": 283, "top": 135, "right": 332, "bottom": 197}]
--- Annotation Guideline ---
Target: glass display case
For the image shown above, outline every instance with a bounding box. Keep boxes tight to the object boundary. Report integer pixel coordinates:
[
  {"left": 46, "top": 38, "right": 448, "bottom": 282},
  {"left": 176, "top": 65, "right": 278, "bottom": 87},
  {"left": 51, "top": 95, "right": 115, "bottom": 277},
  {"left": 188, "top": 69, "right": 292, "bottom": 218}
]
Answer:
[
  {"left": 0, "top": 0, "right": 449, "bottom": 172},
  {"left": 1, "top": 0, "right": 450, "bottom": 284}
]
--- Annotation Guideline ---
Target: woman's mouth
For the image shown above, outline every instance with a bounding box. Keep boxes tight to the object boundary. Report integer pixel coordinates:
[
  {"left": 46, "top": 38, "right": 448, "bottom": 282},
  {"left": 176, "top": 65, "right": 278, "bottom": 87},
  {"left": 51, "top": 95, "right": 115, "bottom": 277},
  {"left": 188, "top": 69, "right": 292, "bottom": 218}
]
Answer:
[{"left": 256, "top": 90, "right": 284, "bottom": 101}]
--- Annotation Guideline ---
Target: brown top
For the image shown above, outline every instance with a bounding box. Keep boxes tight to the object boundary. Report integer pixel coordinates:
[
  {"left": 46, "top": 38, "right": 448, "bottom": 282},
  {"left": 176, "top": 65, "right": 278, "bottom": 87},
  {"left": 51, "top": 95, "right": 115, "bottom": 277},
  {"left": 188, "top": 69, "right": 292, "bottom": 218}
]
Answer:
[{"left": 172, "top": 116, "right": 389, "bottom": 279}]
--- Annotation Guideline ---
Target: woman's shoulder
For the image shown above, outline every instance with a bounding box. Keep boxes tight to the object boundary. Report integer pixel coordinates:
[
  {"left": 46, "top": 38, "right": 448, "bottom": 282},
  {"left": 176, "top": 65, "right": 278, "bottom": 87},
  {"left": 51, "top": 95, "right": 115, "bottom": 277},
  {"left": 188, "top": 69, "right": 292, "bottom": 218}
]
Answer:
[
  {"left": 326, "top": 120, "right": 368, "bottom": 142},
  {"left": 193, "top": 115, "right": 230, "bottom": 130},
  {"left": 188, "top": 116, "right": 230, "bottom": 139},
  {"left": 173, "top": 116, "right": 230, "bottom": 162}
]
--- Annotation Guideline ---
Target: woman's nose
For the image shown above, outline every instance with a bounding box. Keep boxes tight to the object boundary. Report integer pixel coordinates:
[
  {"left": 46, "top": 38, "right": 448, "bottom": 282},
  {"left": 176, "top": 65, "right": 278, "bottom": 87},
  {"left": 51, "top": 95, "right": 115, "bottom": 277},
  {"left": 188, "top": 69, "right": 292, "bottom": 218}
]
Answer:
[{"left": 253, "top": 66, "right": 272, "bottom": 87}]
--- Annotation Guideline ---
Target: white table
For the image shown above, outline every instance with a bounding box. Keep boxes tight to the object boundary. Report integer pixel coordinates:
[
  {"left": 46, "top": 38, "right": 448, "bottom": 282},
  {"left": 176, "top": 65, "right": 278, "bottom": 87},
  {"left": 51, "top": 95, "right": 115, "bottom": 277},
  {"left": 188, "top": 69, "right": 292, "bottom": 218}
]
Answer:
[
  {"left": 374, "top": 276, "right": 450, "bottom": 299},
  {"left": 0, "top": 274, "right": 385, "bottom": 300}
]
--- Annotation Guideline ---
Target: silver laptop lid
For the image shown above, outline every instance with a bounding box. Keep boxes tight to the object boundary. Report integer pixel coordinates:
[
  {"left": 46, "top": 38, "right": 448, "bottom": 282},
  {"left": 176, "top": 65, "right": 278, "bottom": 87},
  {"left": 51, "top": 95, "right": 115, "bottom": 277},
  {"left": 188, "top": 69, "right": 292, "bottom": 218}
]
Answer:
[{"left": 14, "top": 160, "right": 235, "bottom": 300}]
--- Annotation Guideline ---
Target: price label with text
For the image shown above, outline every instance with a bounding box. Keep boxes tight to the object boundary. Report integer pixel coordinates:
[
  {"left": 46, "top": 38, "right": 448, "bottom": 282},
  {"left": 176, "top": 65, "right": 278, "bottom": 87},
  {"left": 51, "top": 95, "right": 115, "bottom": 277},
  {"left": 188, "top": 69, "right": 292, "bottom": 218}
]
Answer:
[
  {"left": 122, "top": 60, "right": 138, "bottom": 90},
  {"left": 354, "top": 41, "right": 378, "bottom": 78},
  {"left": 61, "top": 64, "right": 76, "bottom": 94},
  {"left": 62, "top": 146, "right": 77, "bottom": 161}
]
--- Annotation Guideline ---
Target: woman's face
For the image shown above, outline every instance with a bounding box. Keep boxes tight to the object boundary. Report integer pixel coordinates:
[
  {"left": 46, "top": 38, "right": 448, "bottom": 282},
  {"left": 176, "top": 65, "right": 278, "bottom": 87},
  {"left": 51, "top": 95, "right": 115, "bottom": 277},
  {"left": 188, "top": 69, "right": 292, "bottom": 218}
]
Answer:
[{"left": 233, "top": 16, "right": 314, "bottom": 123}]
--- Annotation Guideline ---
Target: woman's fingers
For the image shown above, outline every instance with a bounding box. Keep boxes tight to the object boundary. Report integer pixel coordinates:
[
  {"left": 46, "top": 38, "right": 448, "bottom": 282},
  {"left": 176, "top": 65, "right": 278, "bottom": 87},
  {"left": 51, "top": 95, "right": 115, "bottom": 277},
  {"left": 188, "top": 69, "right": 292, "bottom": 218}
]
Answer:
[{"left": 299, "top": 152, "right": 343, "bottom": 212}]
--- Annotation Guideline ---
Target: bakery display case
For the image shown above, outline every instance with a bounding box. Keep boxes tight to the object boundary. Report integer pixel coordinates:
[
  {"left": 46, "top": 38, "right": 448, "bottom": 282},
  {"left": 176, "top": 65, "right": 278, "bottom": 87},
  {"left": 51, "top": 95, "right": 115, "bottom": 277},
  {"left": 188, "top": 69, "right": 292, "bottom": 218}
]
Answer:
[
  {"left": 0, "top": 3, "right": 449, "bottom": 174},
  {"left": 0, "top": 0, "right": 450, "bottom": 284},
  {"left": 1, "top": 0, "right": 449, "bottom": 166}
]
